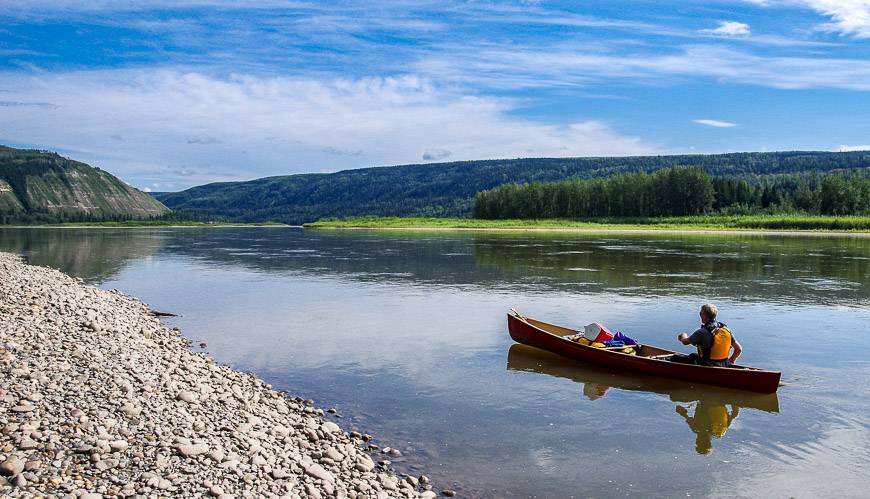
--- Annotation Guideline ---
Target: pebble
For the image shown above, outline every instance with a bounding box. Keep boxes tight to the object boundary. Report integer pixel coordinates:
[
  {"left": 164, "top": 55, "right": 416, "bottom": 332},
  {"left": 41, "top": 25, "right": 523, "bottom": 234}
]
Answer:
[
  {"left": 305, "top": 463, "right": 335, "bottom": 482},
  {"left": 305, "top": 483, "right": 323, "bottom": 499},
  {"left": 177, "top": 390, "right": 198, "bottom": 403},
  {"left": 109, "top": 440, "right": 129, "bottom": 452},
  {"left": 322, "top": 421, "right": 341, "bottom": 433},
  {"left": 0, "top": 456, "right": 24, "bottom": 476},
  {"left": 271, "top": 468, "right": 291, "bottom": 479},
  {"left": 356, "top": 455, "right": 376, "bottom": 473},
  {"left": 176, "top": 443, "right": 210, "bottom": 457}
]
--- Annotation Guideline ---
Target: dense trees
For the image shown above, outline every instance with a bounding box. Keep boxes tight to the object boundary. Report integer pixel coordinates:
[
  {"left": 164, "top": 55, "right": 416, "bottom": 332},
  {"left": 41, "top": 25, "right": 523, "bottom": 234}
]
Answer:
[
  {"left": 154, "top": 151, "right": 870, "bottom": 224},
  {"left": 474, "top": 167, "right": 870, "bottom": 219}
]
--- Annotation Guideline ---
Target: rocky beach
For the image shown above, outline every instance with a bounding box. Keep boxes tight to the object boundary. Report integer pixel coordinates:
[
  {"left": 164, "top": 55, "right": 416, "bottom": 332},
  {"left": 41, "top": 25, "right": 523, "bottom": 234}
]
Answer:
[{"left": 0, "top": 252, "right": 439, "bottom": 498}]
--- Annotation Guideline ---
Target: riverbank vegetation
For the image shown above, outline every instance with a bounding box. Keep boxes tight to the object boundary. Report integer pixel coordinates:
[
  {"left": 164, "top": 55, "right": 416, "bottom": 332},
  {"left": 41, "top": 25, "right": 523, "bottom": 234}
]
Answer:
[
  {"left": 306, "top": 215, "right": 870, "bottom": 232},
  {"left": 473, "top": 167, "right": 870, "bottom": 219},
  {"left": 28, "top": 221, "right": 289, "bottom": 227},
  {"left": 1, "top": 210, "right": 233, "bottom": 226}
]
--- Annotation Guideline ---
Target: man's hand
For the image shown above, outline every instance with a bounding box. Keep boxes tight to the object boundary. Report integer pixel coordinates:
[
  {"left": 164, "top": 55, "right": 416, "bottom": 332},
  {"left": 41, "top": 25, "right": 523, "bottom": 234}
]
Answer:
[{"left": 678, "top": 332, "right": 689, "bottom": 344}]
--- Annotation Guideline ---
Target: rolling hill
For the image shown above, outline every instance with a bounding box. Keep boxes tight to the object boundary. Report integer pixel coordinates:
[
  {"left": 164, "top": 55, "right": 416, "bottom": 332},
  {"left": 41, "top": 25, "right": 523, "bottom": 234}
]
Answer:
[
  {"left": 153, "top": 151, "right": 870, "bottom": 224},
  {"left": 0, "top": 145, "right": 169, "bottom": 223}
]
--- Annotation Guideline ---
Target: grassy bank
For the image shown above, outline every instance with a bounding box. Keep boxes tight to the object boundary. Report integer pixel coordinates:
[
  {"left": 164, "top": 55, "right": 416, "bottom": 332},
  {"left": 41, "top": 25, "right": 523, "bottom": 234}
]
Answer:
[{"left": 305, "top": 215, "right": 870, "bottom": 232}]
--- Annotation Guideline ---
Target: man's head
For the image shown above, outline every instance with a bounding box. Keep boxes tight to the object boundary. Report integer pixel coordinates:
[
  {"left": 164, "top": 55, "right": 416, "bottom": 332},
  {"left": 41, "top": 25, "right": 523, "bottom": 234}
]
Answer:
[{"left": 700, "top": 303, "right": 718, "bottom": 323}]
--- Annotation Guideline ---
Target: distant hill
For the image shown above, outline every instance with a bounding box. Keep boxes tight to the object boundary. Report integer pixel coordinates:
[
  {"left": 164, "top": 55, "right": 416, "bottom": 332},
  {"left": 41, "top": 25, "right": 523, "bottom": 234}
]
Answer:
[
  {"left": 153, "top": 151, "right": 869, "bottom": 224},
  {"left": 0, "top": 145, "right": 169, "bottom": 223}
]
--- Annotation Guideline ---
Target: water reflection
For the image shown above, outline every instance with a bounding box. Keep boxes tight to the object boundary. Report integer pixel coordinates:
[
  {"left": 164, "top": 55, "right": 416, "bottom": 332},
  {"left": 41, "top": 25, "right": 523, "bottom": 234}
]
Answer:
[
  {"left": 2, "top": 228, "right": 868, "bottom": 306},
  {"left": 0, "top": 228, "right": 165, "bottom": 283},
  {"left": 506, "top": 344, "right": 780, "bottom": 455},
  {"left": 475, "top": 234, "right": 870, "bottom": 305}
]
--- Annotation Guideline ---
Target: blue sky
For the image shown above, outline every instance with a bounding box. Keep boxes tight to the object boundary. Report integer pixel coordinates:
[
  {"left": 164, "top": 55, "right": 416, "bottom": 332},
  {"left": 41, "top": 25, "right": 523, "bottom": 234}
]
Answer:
[{"left": 1, "top": 0, "right": 869, "bottom": 191}]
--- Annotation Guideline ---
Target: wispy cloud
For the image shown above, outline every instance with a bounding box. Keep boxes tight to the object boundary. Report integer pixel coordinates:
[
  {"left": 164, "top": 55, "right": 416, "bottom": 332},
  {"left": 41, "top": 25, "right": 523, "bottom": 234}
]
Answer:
[
  {"left": 836, "top": 144, "right": 870, "bottom": 151},
  {"left": 422, "top": 148, "right": 452, "bottom": 161},
  {"left": 701, "top": 21, "right": 751, "bottom": 36},
  {"left": 186, "top": 136, "right": 222, "bottom": 145},
  {"left": 694, "top": 119, "right": 739, "bottom": 128},
  {"left": 414, "top": 44, "right": 870, "bottom": 91}
]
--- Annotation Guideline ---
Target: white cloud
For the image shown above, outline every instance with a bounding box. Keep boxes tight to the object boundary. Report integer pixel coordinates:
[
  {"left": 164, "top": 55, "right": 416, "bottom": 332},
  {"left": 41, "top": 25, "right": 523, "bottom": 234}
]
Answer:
[
  {"left": 0, "top": 69, "right": 657, "bottom": 190},
  {"left": 701, "top": 21, "right": 751, "bottom": 36},
  {"left": 836, "top": 144, "right": 870, "bottom": 151},
  {"left": 746, "top": 0, "right": 870, "bottom": 38},
  {"left": 800, "top": 0, "right": 870, "bottom": 38},
  {"left": 693, "top": 119, "right": 739, "bottom": 128},
  {"left": 416, "top": 44, "right": 870, "bottom": 91}
]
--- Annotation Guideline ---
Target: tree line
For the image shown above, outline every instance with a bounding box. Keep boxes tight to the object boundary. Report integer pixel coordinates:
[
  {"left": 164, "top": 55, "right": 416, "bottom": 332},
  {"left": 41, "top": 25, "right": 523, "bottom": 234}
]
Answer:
[
  {"left": 154, "top": 151, "right": 869, "bottom": 224},
  {"left": 473, "top": 166, "right": 870, "bottom": 219},
  {"left": 0, "top": 210, "right": 221, "bottom": 225}
]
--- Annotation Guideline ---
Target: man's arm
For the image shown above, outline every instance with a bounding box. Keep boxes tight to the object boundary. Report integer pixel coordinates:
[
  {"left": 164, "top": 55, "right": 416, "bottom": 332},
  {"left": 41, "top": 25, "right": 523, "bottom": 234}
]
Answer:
[
  {"left": 678, "top": 329, "right": 703, "bottom": 346},
  {"left": 729, "top": 339, "right": 743, "bottom": 364}
]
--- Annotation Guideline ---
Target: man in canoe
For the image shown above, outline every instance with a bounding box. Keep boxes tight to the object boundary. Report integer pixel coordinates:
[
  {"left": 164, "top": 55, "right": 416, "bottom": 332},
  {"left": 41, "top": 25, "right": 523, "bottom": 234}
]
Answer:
[{"left": 670, "top": 304, "right": 743, "bottom": 367}]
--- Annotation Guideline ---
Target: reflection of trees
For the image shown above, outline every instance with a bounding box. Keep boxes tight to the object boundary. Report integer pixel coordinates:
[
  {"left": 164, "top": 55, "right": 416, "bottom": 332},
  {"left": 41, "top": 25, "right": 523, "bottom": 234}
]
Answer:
[
  {"left": 507, "top": 344, "right": 779, "bottom": 455},
  {"left": 475, "top": 233, "right": 870, "bottom": 304},
  {"left": 1, "top": 227, "right": 868, "bottom": 305},
  {"left": 142, "top": 228, "right": 506, "bottom": 285},
  {"left": 150, "top": 229, "right": 870, "bottom": 306},
  {"left": 0, "top": 228, "right": 165, "bottom": 282}
]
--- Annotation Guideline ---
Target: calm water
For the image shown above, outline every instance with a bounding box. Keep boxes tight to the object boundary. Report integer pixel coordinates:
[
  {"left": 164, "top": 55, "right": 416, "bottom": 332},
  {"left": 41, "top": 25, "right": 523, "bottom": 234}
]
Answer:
[{"left": 2, "top": 227, "right": 869, "bottom": 498}]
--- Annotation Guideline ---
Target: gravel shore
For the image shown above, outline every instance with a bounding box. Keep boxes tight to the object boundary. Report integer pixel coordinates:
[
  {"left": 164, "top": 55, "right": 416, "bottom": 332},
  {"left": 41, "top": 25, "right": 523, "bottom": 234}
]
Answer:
[{"left": 0, "top": 252, "right": 438, "bottom": 498}]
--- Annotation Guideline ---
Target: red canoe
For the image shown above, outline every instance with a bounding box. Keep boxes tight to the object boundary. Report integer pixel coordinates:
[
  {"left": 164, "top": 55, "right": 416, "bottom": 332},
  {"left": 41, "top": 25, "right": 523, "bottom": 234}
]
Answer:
[{"left": 507, "top": 311, "right": 781, "bottom": 393}]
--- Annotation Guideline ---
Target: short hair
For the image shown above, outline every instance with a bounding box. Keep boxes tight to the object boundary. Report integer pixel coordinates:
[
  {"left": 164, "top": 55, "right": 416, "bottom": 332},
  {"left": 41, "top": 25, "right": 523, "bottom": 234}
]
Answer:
[{"left": 701, "top": 303, "right": 718, "bottom": 320}]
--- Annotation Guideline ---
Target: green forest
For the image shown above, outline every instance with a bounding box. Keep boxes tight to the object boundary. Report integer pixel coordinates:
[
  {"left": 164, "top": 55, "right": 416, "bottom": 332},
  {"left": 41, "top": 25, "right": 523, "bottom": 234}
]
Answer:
[
  {"left": 473, "top": 166, "right": 870, "bottom": 219},
  {"left": 154, "top": 151, "right": 870, "bottom": 223}
]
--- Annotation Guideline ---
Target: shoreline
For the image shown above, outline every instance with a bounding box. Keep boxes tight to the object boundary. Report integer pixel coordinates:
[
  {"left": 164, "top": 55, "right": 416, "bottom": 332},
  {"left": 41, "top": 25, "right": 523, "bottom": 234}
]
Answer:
[
  {"left": 0, "top": 252, "right": 439, "bottom": 498},
  {"left": 306, "top": 226, "right": 870, "bottom": 238}
]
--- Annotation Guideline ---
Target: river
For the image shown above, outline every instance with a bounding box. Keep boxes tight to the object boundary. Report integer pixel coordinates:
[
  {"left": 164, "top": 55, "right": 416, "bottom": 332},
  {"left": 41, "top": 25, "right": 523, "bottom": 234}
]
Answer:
[{"left": 2, "top": 227, "right": 868, "bottom": 498}]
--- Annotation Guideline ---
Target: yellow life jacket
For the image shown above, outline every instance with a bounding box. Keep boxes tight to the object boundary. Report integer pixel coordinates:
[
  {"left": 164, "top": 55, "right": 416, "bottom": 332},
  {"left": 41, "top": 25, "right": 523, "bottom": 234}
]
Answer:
[{"left": 707, "top": 324, "right": 733, "bottom": 361}]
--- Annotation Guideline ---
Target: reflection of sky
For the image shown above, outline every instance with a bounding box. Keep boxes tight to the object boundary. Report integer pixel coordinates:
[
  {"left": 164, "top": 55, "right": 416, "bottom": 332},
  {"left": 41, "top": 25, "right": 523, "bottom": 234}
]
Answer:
[{"left": 3, "top": 228, "right": 870, "bottom": 497}]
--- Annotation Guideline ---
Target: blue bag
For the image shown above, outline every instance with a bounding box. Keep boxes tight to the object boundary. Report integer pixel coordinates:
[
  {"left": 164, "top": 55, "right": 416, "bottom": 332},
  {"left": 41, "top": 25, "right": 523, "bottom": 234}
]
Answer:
[{"left": 613, "top": 332, "right": 638, "bottom": 346}]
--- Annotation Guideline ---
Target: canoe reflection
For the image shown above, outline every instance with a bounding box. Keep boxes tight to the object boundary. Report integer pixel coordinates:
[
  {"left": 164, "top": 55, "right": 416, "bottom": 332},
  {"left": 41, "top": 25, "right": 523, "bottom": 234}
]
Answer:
[{"left": 507, "top": 344, "right": 779, "bottom": 455}]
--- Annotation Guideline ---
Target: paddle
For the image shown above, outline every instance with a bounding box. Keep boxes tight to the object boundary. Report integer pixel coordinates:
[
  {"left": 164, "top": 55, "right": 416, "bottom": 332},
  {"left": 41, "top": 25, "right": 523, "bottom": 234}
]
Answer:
[{"left": 510, "top": 308, "right": 527, "bottom": 321}]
